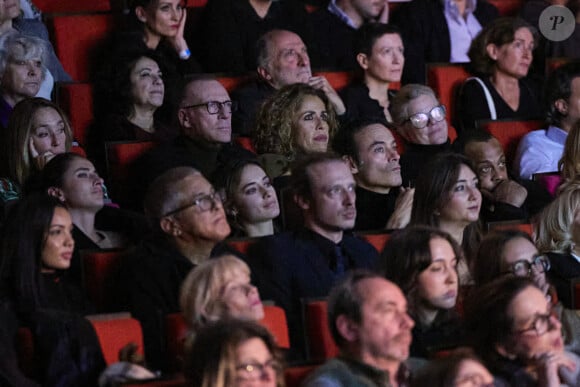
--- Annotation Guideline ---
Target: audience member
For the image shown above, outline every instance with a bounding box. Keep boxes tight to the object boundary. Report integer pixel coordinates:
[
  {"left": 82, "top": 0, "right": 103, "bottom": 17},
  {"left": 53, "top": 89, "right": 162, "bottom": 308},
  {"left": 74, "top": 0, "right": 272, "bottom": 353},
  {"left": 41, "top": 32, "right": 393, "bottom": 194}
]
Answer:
[
  {"left": 457, "top": 130, "right": 551, "bottom": 223},
  {"left": 515, "top": 62, "right": 580, "bottom": 179},
  {"left": 390, "top": 84, "right": 452, "bottom": 186},
  {"left": 340, "top": 23, "right": 404, "bottom": 124},
  {"left": 305, "top": 0, "right": 389, "bottom": 71},
  {"left": 0, "top": 98, "right": 73, "bottom": 220},
  {"left": 410, "top": 153, "right": 482, "bottom": 282},
  {"left": 185, "top": 319, "right": 284, "bottom": 387},
  {"left": 111, "top": 0, "right": 201, "bottom": 76},
  {"left": 535, "top": 185, "right": 580, "bottom": 308},
  {"left": 180, "top": 255, "right": 264, "bottom": 336},
  {"left": 38, "top": 153, "right": 148, "bottom": 283},
  {"left": 557, "top": 121, "right": 580, "bottom": 193},
  {"left": 411, "top": 348, "right": 493, "bottom": 387},
  {"left": 334, "top": 119, "right": 413, "bottom": 231},
  {"left": 0, "top": 193, "right": 106, "bottom": 385},
  {"left": 455, "top": 17, "right": 542, "bottom": 132},
  {"left": 132, "top": 76, "right": 255, "bottom": 209},
  {"left": 121, "top": 166, "right": 233, "bottom": 371},
  {"left": 391, "top": 0, "right": 498, "bottom": 84},
  {"left": 0, "top": 0, "right": 70, "bottom": 97},
  {"left": 303, "top": 270, "right": 414, "bottom": 387},
  {"left": 464, "top": 276, "right": 580, "bottom": 386},
  {"left": 254, "top": 83, "right": 338, "bottom": 181},
  {"left": 474, "top": 230, "right": 580, "bottom": 355},
  {"left": 213, "top": 159, "right": 280, "bottom": 238},
  {"left": 382, "top": 226, "right": 464, "bottom": 359},
  {"left": 231, "top": 29, "right": 345, "bottom": 136},
  {"left": 248, "top": 153, "right": 378, "bottom": 358},
  {"left": 0, "top": 33, "right": 45, "bottom": 128},
  {"left": 194, "top": 0, "right": 307, "bottom": 74},
  {"left": 0, "top": 193, "right": 92, "bottom": 314},
  {"left": 90, "top": 50, "right": 176, "bottom": 167}
]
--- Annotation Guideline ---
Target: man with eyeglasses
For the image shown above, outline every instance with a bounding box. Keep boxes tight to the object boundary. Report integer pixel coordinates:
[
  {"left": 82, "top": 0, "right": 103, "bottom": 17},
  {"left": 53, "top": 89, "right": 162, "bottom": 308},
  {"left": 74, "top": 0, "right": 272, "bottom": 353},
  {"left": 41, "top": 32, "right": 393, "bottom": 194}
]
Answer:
[
  {"left": 122, "top": 167, "right": 237, "bottom": 372},
  {"left": 133, "top": 77, "right": 255, "bottom": 208},
  {"left": 304, "top": 270, "right": 415, "bottom": 387},
  {"left": 456, "top": 130, "right": 551, "bottom": 225},
  {"left": 232, "top": 29, "right": 346, "bottom": 136},
  {"left": 390, "top": 84, "right": 452, "bottom": 186},
  {"left": 248, "top": 153, "right": 378, "bottom": 360}
]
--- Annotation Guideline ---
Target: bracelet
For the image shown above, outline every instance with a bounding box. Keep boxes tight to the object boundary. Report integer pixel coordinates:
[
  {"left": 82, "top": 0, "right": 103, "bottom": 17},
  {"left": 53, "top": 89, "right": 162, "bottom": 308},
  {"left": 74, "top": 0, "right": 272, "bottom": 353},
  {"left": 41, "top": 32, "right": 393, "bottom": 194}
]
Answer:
[{"left": 179, "top": 48, "right": 191, "bottom": 60}]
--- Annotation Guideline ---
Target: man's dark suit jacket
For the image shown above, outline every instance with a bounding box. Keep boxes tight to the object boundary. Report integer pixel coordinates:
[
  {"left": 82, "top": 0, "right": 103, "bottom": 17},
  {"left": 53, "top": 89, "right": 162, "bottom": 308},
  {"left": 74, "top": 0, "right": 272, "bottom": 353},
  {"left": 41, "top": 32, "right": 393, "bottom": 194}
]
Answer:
[
  {"left": 247, "top": 228, "right": 378, "bottom": 359},
  {"left": 392, "top": 0, "right": 498, "bottom": 84}
]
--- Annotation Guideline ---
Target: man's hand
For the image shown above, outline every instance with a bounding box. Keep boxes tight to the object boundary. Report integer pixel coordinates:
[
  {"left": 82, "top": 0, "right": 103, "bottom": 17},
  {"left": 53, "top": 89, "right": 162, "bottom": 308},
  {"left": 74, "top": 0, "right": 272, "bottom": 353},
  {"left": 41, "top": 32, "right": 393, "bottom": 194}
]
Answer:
[
  {"left": 385, "top": 187, "right": 414, "bottom": 229},
  {"left": 308, "top": 76, "right": 346, "bottom": 115},
  {"left": 491, "top": 179, "right": 528, "bottom": 208}
]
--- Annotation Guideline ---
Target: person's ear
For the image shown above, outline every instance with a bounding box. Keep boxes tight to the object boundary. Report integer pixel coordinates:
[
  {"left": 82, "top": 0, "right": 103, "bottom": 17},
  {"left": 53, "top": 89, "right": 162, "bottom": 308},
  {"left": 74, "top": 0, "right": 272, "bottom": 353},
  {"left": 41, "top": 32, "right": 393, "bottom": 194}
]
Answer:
[
  {"left": 486, "top": 43, "right": 499, "bottom": 61},
  {"left": 554, "top": 98, "right": 569, "bottom": 115},
  {"left": 294, "top": 193, "right": 310, "bottom": 211},
  {"left": 356, "top": 53, "right": 369, "bottom": 70},
  {"left": 257, "top": 65, "right": 272, "bottom": 83},
  {"left": 343, "top": 155, "right": 359, "bottom": 175},
  {"left": 495, "top": 342, "right": 518, "bottom": 360},
  {"left": 47, "top": 187, "right": 65, "bottom": 203},
  {"left": 160, "top": 217, "right": 182, "bottom": 237},
  {"left": 336, "top": 315, "right": 359, "bottom": 342},
  {"left": 178, "top": 108, "right": 191, "bottom": 128},
  {"left": 134, "top": 6, "right": 148, "bottom": 23}
]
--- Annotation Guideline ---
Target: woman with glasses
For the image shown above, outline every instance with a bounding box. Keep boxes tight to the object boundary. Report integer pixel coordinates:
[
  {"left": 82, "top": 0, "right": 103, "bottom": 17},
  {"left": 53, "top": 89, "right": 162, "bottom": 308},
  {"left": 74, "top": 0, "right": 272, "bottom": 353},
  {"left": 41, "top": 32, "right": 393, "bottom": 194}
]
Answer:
[
  {"left": 410, "top": 153, "right": 482, "bottom": 282},
  {"left": 390, "top": 84, "right": 452, "bottom": 186},
  {"left": 180, "top": 255, "right": 264, "bottom": 341},
  {"left": 464, "top": 276, "right": 580, "bottom": 386},
  {"left": 254, "top": 83, "right": 339, "bottom": 181},
  {"left": 536, "top": 185, "right": 580, "bottom": 308},
  {"left": 381, "top": 226, "right": 465, "bottom": 359},
  {"left": 185, "top": 319, "right": 284, "bottom": 387},
  {"left": 474, "top": 229, "right": 580, "bottom": 355},
  {"left": 455, "top": 17, "right": 542, "bottom": 132}
]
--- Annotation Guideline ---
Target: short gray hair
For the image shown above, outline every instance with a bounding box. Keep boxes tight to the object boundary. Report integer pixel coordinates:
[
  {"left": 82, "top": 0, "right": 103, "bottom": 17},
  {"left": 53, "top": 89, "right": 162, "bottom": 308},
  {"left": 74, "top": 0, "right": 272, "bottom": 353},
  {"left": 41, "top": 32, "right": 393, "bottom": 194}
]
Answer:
[
  {"left": 390, "top": 84, "right": 438, "bottom": 125},
  {"left": 144, "top": 166, "right": 201, "bottom": 219},
  {"left": 0, "top": 33, "right": 47, "bottom": 80}
]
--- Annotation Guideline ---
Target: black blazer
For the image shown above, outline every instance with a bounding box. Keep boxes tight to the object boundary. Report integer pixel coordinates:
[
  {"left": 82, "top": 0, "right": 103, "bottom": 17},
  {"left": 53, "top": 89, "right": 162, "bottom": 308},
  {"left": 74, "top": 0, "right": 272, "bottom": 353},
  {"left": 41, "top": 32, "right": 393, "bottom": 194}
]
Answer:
[
  {"left": 247, "top": 228, "right": 378, "bottom": 358},
  {"left": 392, "top": 0, "right": 499, "bottom": 84}
]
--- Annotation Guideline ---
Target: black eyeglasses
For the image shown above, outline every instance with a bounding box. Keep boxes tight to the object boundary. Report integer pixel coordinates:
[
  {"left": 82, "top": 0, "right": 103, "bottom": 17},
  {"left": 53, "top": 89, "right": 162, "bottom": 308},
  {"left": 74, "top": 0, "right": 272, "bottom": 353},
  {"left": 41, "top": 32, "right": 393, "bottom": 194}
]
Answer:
[
  {"left": 181, "top": 100, "right": 237, "bottom": 114},
  {"left": 502, "top": 255, "right": 551, "bottom": 277},
  {"left": 514, "top": 305, "right": 556, "bottom": 337},
  {"left": 163, "top": 192, "right": 222, "bottom": 217},
  {"left": 405, "top": 105, "right": 446, "bottom": 129}
]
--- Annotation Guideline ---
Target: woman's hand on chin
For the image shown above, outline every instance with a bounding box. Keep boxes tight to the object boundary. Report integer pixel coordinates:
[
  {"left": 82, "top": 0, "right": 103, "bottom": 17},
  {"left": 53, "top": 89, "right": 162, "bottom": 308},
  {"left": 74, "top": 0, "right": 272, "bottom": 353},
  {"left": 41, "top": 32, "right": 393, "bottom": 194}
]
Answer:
[{"left": 533, "top": 350, "right": 576, "bottom": 387}]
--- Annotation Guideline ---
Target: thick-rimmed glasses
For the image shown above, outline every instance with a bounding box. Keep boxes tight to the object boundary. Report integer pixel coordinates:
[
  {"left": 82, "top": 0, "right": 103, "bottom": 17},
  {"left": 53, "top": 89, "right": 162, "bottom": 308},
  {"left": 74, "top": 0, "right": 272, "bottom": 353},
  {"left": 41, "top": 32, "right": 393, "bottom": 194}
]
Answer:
[
  {"left": 181, "top": 100, "right": 237, "bottom": 114},
  {"left": 163, "top": 192, "right": 222, "bottom": 217},
  {"left": 235, "top": 359, "right": 280, "bottom": 381},
  {"left": 502, "top": 255, "right": 551, "bottom": 277},
  {"left": 405, "top": 105, "right": 446, "bottom": 129},
  {"left": 514, "top": 306, "right": 556, "bottom": 337}
]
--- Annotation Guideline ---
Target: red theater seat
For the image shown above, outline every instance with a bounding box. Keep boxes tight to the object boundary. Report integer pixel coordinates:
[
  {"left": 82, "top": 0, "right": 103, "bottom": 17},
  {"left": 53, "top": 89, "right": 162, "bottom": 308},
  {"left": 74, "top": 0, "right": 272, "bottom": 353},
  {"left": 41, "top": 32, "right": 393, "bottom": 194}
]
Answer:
[
  {"left": 304, "top": 299, "right": 339, "bottom": 360},
  {"left": 81, "top": 249, "right": 127, "bottom": 312},
  {"left": 427, "top": 63, "right": 470, "bottom": 127},
  {"left": 488, "top": 0, "right": 524, "bottom": 16},
  {"left": 357, "top": 231, "right": 391, "bottom": 252},
  {"left": 34, "top": 0, "right": 110, "bottom": 13},
  {"left": 88, "top": 314, "right": 144, "bottom": 365},
  {"left": 57, "top": 82, "right": 93, "bottom": 146}
]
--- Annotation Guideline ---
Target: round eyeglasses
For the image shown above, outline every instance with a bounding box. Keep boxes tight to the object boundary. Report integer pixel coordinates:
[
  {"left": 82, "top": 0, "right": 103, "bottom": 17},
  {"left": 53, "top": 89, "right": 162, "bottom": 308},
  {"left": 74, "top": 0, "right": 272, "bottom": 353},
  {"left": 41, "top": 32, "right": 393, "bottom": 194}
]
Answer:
[
  {"left": 502, "top": 255, "right": 551, "bottom": 277},
  {"left": 405, "top": 105, "right": 446, "bottom": 129},
  {"left": 514, "top": 305, "right": 556, "bottom": 337},
  {"left": 162, "top": 192, "right": 222, "bottom": 217}
]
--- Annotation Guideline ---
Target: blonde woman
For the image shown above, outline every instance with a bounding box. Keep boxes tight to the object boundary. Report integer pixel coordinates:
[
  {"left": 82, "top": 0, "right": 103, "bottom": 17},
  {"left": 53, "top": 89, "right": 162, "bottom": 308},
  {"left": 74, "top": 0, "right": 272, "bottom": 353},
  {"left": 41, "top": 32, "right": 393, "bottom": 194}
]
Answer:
[
  {"left": 535, "top": 185, "right": 580, "bottom": 308},
  {"left": 180, "top": 255, "right": 264, "bottom": 335}
]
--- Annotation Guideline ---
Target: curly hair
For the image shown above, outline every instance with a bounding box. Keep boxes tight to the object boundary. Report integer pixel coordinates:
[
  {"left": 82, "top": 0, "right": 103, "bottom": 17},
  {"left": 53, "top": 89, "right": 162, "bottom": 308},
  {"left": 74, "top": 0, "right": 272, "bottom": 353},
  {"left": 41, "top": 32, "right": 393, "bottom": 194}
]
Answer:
[
  {"left": 468, "top": 17, "right": 537, "bottom": 76},
  {"left": 253, "top": 83, "right": 338, "bottom": 158}
]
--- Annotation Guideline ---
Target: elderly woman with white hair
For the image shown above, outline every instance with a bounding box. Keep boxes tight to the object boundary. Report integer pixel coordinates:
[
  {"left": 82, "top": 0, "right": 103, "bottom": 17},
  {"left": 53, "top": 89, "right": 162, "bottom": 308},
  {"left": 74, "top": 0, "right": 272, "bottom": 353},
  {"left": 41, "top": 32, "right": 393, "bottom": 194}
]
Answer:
[
  {"left": 0, "top": 33, "right": 46, "bottom": 127},
  {"left": 180, "top": 255, "right": 264, "bottom": 337},
  {"left": 535, "top": 184, "right": 580, "bottom": 308}
]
